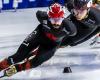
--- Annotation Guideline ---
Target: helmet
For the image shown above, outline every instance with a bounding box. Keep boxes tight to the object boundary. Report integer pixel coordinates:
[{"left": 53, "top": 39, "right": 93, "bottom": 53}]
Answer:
[
  {"left": 48, "top": 3, "right": 64, "bottom": 18},
  {"left": 74, "top": 0, "right": 92, "bottom": 9}
]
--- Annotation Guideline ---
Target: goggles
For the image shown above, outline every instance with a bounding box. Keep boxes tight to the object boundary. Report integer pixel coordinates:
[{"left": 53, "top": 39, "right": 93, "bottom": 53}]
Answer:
[{"left": 49, "top": 18, "right": 64, "bottom": 26}]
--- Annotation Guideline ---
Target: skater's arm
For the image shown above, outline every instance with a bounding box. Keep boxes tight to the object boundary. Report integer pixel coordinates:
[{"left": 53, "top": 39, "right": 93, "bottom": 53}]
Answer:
[
  {"left": 63, "top": 18, "right": 77, "bottom": 36},
  {"left": 36, "top": 10, "right": 48, "bottom": 24},
  {"left": 59, "top": 18, "right": 77, "bottom": 47}
]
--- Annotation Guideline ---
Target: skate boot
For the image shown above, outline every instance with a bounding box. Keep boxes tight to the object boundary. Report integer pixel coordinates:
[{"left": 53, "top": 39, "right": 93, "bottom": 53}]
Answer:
[
  {"left": 0, "top": 65, "right": 18, "bottom": 78},
  {"left": 4, "top": 65, "right": 17, "bottom": 77},
  {"left": 0, "top": 60, "right": 32, "bottom": 78},
  {"left": 0, "top": 59, "right": 11, "bottom": 71}
]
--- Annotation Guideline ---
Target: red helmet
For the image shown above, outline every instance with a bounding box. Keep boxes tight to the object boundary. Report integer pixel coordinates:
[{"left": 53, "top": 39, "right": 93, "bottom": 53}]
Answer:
[{"left": 48, "top": 3, "right": 64, "bottom": 18}]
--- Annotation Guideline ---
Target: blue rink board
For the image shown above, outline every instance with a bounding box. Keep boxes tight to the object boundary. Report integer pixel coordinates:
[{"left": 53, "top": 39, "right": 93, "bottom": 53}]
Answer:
[{"left": 2, "top": 0, "right": 64, "bottom": 10}]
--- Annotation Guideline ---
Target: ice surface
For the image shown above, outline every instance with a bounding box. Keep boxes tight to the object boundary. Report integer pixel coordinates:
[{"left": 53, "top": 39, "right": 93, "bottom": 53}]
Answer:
[{"left": 0, "top": 8, "right": 100, "bottom": 80}]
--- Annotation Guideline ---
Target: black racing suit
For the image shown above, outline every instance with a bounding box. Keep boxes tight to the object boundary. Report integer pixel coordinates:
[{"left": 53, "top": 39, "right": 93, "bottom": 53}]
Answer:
[
  {"left": 6, "top": 10, "right": 77, "bottom": 71},
  {"left": 61, "top": 7, "right": 100, "bottom": 46},
  {"left": 51, "top": 0, "right": 100, "bottom": 46}
]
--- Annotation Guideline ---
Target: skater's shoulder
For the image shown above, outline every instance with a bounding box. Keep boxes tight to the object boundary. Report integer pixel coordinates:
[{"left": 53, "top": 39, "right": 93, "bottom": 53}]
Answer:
[
  {"left": 36, "top": 10, "right": 48, "bottom": 20},
  {"left": 89, "top": 7, "right": 100, "bottom": 24},
  {"left": 62, "top": 17, "right": 75, "bottom": 27},
  {"left": 90, "top": 7, "right": 100, "bottom": 15},
  {"left": 36, "top": 10, "right": 48, "bottom": 24}
]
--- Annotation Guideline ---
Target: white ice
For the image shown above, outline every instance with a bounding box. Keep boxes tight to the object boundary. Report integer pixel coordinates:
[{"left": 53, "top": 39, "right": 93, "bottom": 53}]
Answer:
[{"left": 0, "top": 8, "right": 100, "bottom": 80}]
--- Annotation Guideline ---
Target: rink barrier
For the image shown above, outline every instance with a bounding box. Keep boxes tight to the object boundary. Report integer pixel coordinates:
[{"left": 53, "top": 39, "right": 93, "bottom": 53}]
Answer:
[{"left": 0, "top": 0, "right": 64, "bottom": 10}]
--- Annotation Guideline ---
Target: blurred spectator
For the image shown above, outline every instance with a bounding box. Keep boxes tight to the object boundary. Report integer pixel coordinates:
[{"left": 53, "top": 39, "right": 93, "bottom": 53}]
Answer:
[
  {"left": 13, "top": 0, "right": 19, "bottom": 12},
  {"left": 0, "top": 0, "right": 3, "bottom": 12},
  {"left": 92, "top": 0, "right": 100, "bottom": 9}
]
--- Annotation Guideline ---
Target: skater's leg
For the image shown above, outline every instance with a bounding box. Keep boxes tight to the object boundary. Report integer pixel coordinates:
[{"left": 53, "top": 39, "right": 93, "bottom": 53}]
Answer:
[
  {"left": 31, "top": 47, "right": 56, "bottom": 68},
  {"left": 3, "top": 46, "right": 56, "bottom": 77},
  {"left": 7, "top": 29, "right": 40, "bottom": 64},
  {"left": 15, "top": 46, "right": 56, "bottom": 71},
  {"left": 0, "top": 41, "right": 38, "bottom": 71},
  {"left": 8, "top": 42, "right": 38, "bottom": 64},
  {"left": 0, "top": 30, "right": 40, "bottom": 71}
]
